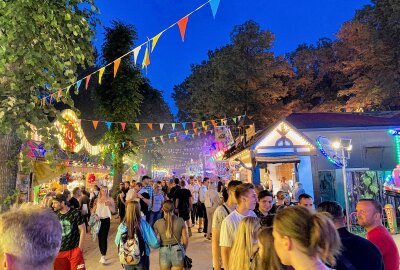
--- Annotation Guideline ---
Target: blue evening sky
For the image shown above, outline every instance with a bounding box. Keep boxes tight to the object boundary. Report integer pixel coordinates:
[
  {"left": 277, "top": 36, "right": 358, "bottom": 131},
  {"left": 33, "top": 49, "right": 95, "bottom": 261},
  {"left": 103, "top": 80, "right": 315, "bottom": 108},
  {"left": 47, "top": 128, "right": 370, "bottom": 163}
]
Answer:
[{"left": 94, "top": 0, "right": 371, "bottom": 118}]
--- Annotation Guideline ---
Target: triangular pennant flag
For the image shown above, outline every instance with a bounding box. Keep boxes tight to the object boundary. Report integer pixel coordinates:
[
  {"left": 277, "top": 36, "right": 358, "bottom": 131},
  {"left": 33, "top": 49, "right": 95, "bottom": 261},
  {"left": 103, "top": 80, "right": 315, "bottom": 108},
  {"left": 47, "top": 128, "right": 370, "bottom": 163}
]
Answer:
[
  {"left": 57, "top": 89, "right": 62, "bottom": 100},
  {"left": 211, "top": 120, "right": 216, "bottom": 127},
  {"left": 49, "top": 94, "right": 54, "bottom": 104},
  {"left": 233, "top": 117, "right": 237, "bottom": 123},
  {"left": 202, "top": 121, "right": 206, "bottom": 127},
  {"left": 205, "top": 125, "right": 209, "bottom": 130},
  {"left": 204, "top": 130, "right": 207, "bottom": 135},
  {"left": 174, "top": 137, "right": 177, "bottom": 142},
  {"left": 194, "top": 128, "right": 198, "bottom": 134},
  {"left": 66, "top": 85, "right": 72, "bottom": 95},
  {"left": 151, "top": 32, "right": 163, "bottom": 52},
  {"left": 172, "top": 123, "right": 176, "bottom": 130},
  {"left": 147, "top": 123, "right": 153, "bottom": 130},
  {"left": 238, "top": 115, "right": 242, "bottom": 121},
  {"left": 160, "top": 136, "right": 164, "bottom": 144},
  {"left": 85, "top": 74, "right": 91, "bottom": 90},
  {"left": 144, "top": 138, "right": 148, "bottom": 144},
  {"left": 113, "top": 58, "right": 121, "bottom": 78},
  {"left": 192, "top": 134, "right": 195, "bottom": 138},
  {"left": 224, "top": 119, "right": 228, "bottom": 126},
  {"left": 182, "top": 122, "right": 186, "bottom": 130},
  {"left": 152, "top": 137, "right": 156, "bottom": 143},
  {"left": 92, "top": 120, "right": 99, "bottom": 130},
  {"left": 120, "top": 122, "right": 126, "bottom": 131},
  {"left": 198, "top": 132, "right": 201, "bottom": 137},
  {"left": 159, "top": 123, "right": 164, "bottom": 131},
  {"left": 98, "top": 67, "right": 105, "bottom": 84},
  {"left": 76, "top": 79, "right": 82, "bottom": 92},
  {"left": 184, "top": 130, "right": 189, "bottom": 135},
  {"left": 133, "top": 46, "right": 141, "bottom": 65},
  {"left": 142, "top": 47, "right": 150, "bottom": 69},
  {"left": 177, "top": 16, "right": 189, "bottom": 42},
  {"left": 106, "top": 121, "right": 112, "bottom": 130},
  {"left": 135, "top": 123, "right": 140, "bottom": 130},
  {"left": 122, "top": 142, "right": 126, "bottom": 148},
  {"left": 192, "top": 122, "right": 196, "bottom": 129},
  {"left": 210, "top": 0, "right": 221, "bottom": 18}
]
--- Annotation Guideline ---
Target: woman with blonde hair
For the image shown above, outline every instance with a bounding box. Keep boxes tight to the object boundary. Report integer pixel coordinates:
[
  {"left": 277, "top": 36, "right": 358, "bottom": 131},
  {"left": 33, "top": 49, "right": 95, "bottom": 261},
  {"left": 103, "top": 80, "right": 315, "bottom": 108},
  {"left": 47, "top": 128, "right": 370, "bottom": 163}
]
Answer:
[
  {"left": 115, "top": 201, "right": 159, "bottom": 270},
  {"left": 228, "top": 216, "right": 261, "bottom": 270},
  {"left": 257, "top": 227, "right": 286, "bottom": 270},
  {"left": 272, "top": 206, "right": 341, "bottom": 270},
  {"left": 92, "top": 185, "right": 115, "bottom": 264},
  {"left": 154, "top": 200, "right": 189, "bottom": 270}
]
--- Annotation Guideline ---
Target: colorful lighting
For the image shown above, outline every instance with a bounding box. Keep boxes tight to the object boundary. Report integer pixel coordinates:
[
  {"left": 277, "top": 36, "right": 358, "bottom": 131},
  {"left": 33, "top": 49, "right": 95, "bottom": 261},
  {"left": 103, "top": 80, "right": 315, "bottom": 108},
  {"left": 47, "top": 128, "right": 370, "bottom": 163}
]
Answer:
[{"left": 316, "top": 137, "right": 343, "bottom": 167}]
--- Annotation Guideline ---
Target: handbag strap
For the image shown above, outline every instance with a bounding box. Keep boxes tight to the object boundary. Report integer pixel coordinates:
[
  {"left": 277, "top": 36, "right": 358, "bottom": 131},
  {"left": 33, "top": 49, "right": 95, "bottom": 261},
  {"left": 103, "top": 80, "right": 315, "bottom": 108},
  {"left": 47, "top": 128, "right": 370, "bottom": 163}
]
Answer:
[{"left": 171, "top": 222, "right": 186, "bottom": 256}]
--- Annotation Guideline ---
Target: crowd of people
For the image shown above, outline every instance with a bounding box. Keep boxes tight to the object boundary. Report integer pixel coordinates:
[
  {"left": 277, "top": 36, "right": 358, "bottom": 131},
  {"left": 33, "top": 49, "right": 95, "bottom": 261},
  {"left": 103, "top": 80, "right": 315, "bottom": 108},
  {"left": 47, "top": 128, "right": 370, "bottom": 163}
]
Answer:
[{"left": 0, "top": 175, "right": 399, "bottom": 270}]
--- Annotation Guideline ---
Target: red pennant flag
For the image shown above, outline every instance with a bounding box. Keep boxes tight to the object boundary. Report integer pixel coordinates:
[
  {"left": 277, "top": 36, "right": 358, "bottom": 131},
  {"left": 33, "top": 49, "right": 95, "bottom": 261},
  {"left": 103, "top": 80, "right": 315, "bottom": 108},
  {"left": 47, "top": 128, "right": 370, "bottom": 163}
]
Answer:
[
  {"left": 192, "top": 122, "right": 196, "bottom": 128},
  {"left": 177, "top": 16, "right": 189, "bottom": 42},
  {"left": 85, "top": 74, "right": 91, "bottom": 90},
  {"left": 147, "top": 123, "right": 153, "bottom": 130},
  {"left": 113, "top": 58, "right": 121, "bottom": 78},
  {"left": 92, "top": 120, "right": 99, "bottom": 130},
  {"left": 120, "top": 122, "right": 126, "bottom": 131},
  {"left": 204, "top": 130, "right": 207, "bottom": 135}
]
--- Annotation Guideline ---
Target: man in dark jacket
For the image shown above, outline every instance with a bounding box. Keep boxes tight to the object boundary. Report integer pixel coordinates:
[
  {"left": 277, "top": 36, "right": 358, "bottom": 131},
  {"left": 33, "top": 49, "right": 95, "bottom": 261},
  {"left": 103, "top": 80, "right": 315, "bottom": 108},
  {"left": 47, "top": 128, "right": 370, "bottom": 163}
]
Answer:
[{"left": 317, "top": 201, "right": 384, "bottom": 270}]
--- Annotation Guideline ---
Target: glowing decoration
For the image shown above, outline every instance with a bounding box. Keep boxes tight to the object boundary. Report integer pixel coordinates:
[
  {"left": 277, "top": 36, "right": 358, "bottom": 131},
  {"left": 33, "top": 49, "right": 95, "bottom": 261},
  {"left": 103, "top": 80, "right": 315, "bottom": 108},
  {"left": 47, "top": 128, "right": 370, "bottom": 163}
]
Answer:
[
  {"left": 316, "top": 137, "right": 343, "bottom": 168},
  {"left": 55, "top": 110, "right": 102, "bottom": 155},
  {"left": 132, "top": 163, "right": 139, "bottom": 172},
  {"left": 26, "top": 140, "right": 47, "bottom": 158},
  {"left": 384, "top": 204, "right": 397, "bottom": 234},
  {"left": 88, "top": 174, "right": 96, "bottom": 183}
]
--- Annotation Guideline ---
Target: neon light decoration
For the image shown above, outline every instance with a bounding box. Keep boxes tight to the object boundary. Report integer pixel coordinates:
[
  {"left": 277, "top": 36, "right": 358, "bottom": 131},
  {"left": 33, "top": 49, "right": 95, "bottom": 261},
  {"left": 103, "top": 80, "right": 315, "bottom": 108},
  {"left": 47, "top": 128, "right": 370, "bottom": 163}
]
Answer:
[{"left": 316, "top": 136, "right": 343, "bottom": 167}]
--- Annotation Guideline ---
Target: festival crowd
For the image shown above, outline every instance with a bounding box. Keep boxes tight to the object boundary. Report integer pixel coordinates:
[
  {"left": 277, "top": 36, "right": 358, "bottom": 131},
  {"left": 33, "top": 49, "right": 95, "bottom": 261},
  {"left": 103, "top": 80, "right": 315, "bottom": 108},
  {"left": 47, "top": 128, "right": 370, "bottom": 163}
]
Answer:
[{"left": 0, "top": 176, "right": 399, "bottom": 270}]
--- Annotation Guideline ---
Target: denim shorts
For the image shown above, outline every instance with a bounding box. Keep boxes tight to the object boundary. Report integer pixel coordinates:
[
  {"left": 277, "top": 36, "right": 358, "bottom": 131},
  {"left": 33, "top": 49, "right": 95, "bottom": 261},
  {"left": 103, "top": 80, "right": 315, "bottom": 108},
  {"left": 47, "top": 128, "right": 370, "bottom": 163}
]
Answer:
[{"left": 159, "top": 244, "right": 184, "bottom": 268}]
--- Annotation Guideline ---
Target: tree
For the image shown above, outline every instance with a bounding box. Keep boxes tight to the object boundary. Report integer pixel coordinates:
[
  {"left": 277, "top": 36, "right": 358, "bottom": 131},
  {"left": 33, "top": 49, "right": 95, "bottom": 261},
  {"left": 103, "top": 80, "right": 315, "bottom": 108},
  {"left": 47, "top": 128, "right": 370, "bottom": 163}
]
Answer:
[
  {"left": 0, "top": 0, "right": 97, "bottom": 210},
  {"left": 173, "top": 20, "right": 293, "bottom": 128},
  {"left": 95, "top": 21, "right": 145, "bottom": 191}
]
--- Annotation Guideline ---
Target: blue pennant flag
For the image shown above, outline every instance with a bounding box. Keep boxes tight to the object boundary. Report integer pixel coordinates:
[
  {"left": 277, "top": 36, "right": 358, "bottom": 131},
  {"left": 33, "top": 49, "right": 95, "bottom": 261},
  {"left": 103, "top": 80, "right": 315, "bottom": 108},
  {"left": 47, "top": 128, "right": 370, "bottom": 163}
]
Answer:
[
  {"left": 182, "top": 122, "right": 186, "bottom": 130},
  {"left": 210, "top": 0, "right": 220, "bottom": 18},
  {"left": 106, "top": 122, "right": 112, "bottom": 129}
]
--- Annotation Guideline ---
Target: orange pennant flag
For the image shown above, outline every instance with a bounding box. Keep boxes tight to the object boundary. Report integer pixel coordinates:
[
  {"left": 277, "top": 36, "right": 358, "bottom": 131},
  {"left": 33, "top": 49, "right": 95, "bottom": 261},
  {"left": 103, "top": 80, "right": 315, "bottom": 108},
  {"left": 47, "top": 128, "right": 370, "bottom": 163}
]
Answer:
[
  {"left": 135, "top": 123, "right": 140, "bottom": 130},
  {"left": 120, "top": 122, "right": 126, "bottom": 131},
  {"left": 113, "top": 58, "right": 121, "bottom": 78},
  {"left": 211, "top": 120, "right": 216, "bottom": 127},
  {"left": 85, "top": 74, "right": 91, "bottom": 90},
  {"left": 142, "top": 47, "right": 150, "bottom": 69},
  {"left": 147, "top": 123, "right": 153, "bottom": 130},
  {"left": 92, "top": 120, "right": 99, "bottom": 130},
  {"left": 194, "top": 128, "right": 198, "bottom": 134},
  {"left": 144, "top": 138, "right": 148, "bottom": 144},
  {"left": 177, "top": 16, "right": 189, "bottom": 42},
  {"left": 98, "top": 67, "right": 105, "bottom": 84}
]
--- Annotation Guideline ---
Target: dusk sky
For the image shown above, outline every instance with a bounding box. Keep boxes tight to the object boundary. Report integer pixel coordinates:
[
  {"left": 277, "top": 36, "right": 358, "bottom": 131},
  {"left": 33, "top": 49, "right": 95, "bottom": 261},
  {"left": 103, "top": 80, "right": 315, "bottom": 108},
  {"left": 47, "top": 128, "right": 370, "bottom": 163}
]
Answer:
[{"left": 95, "top": 0, "right": 371, "bottom": 118}]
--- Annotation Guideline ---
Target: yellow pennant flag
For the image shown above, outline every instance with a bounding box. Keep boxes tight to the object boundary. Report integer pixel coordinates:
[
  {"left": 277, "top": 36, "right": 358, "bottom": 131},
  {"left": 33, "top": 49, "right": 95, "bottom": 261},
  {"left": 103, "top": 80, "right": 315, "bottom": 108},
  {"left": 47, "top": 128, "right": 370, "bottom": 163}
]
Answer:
[
  {"left": 174, "top": 137, "right": 177, "bottom": 142},
  {"left": 202, "top": 121, "right": 206, "bottom": 127},
  {"left": 98, "top": 67, "right": 105, "bottom": 84},
  {"left": 151, "top": 32, "right": 163, "bottom": 52},
  {"left": 113, "top": 58, "right": 121, "bottom": 78},
  {"left": 184, "top": 130, "right": 189, "bottom": 135},
  {"left": 142, "top": 47, "right": 150, "bottom": 69},
  {"left": 135, "top": 123, "right": 140, "bottom": 130}
]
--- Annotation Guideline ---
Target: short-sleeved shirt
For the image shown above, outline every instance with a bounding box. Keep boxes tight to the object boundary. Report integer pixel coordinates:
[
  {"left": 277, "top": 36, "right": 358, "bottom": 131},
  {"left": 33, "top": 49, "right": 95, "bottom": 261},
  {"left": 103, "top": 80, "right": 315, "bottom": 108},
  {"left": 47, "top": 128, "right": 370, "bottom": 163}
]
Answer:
[
  {"left": 138, "top": 189, "right": 150, "bottom": 216},
  {"left": 367, "top": 225, "right": 399, "bottom": 270},
  {"left": 204, "top": 189, "right": 221, "bottom": 208},
  {"left": 175, "top": 188, "right": 192, "bottom": 212},
  {"left": 57, "top": 208, "right": 84, "bottom": 251},
  {"left": 199, "top": 186, "right": 207, "bottom": 203},
  {"left": 69, "top": 197, "right": 80, "bottom": 209},
  {"left": 152, "top": 193, "right": 164, "bottom": 212},
  {"left": 154, "top": 216, "right": 185, "bottom": 245},
  {"left": 212, "top": 203, "right": 235, "bottom": 230},
  {"left": 219, "top": 210, "right": 257, "bottom": 248},
  {"left": 188, "top": 184, "right": 200, "bottom": 203}
]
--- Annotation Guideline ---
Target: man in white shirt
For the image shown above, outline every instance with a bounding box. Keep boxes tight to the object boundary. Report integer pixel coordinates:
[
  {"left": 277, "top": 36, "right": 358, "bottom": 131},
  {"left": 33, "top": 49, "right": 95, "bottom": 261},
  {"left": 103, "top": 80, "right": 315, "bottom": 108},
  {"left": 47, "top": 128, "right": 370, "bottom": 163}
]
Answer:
[
  {"left": 188, "top": 176, "right": 200, "bottom": 225},
  {"left": 219, "top": 183, "right": 257, "bottom": 270},
  {"left": 198, "top": 177, "right": 209, "bottom": 233},
  {"left": 212, "top": 180, "right": 242, "bottom": 270}
]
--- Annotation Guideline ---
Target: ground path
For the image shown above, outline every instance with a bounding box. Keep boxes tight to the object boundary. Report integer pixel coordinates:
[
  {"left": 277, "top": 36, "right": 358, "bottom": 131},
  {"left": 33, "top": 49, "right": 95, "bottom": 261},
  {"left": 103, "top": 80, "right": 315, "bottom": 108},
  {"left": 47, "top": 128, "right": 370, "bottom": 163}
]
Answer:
[{"left": 83, "top": 216, "right": 212, "bottom": 270}]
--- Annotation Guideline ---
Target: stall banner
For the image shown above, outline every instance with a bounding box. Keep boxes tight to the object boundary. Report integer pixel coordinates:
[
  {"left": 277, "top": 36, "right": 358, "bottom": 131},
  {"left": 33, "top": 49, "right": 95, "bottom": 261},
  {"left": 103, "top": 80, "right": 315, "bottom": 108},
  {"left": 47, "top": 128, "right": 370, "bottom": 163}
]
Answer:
[
  {"left": 215, "top": 126, "right": 234, "bottom": 147},
  {"left": 32, "top": 161, "right": 66, "bottom": 186}
]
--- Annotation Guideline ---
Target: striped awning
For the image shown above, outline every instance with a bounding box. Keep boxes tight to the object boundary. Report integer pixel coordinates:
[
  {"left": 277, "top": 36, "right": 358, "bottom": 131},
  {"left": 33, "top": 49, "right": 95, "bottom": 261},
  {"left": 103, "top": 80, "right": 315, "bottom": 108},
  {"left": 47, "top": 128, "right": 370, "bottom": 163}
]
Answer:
[{"left": 255, "top": 155, "right": 300, "bottom": 164}]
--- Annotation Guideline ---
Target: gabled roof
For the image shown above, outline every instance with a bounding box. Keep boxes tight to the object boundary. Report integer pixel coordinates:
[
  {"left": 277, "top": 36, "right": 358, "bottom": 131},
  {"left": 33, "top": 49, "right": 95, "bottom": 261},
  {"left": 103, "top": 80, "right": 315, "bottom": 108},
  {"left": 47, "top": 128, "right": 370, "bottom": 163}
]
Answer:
[{"left": 286, "top": 112, "right": 400, "bottom": 129}]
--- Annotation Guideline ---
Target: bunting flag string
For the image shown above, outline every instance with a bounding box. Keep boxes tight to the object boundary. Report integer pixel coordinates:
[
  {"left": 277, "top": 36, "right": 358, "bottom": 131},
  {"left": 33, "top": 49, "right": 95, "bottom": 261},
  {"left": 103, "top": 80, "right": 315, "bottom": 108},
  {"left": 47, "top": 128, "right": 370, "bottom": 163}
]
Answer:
[
  {"left": 81, "top": 114, "right": 246, "bottom": 132},
  {"left": 37, "top": 0, "right": 220, "bottom": 105}
]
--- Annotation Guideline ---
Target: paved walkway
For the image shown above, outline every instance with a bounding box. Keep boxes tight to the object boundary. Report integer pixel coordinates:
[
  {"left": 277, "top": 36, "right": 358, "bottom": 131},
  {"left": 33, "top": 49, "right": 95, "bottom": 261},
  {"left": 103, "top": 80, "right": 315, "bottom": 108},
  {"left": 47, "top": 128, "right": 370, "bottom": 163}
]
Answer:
[{"left": 83, "top": 216, "right": 212, "bottom": 270}]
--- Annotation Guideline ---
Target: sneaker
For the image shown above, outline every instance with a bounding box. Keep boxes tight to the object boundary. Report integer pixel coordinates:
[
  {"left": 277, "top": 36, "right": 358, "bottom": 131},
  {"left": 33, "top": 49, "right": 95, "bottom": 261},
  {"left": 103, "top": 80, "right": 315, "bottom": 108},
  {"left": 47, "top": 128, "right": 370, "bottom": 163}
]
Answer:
[
  {"left": 198, "top": 228, "right": 203, "bottom": 233},
  {"left": 99, "top": 256, "right": 107, "bottom": 264}
]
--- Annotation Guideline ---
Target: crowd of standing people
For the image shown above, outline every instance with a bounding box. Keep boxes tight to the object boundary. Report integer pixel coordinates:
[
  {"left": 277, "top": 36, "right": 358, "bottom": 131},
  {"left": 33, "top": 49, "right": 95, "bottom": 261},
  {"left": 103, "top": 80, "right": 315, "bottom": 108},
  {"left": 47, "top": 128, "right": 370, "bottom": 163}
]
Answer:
[{"left": 0, "top": 175, "right": 399, "bottom": 270}]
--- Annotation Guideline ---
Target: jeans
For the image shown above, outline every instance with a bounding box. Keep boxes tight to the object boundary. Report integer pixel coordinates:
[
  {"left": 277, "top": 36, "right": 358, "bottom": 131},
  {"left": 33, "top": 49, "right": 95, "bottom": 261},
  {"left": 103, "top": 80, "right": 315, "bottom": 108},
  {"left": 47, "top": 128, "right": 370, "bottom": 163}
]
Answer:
[
  {"left": 159, "top": 245, "right": 184, "bottom": 268},
  {"left": 124, "top": 255, "right": 149, "bottom": 270},
  {"left": 98, "top": 218, "right": 110, "bottom": 256},
  {"left": 191, "top": 203, "right": 199, "bottom": 224},
  {"left": 148, "top": 211, "right": 161, "bottom": 227}
]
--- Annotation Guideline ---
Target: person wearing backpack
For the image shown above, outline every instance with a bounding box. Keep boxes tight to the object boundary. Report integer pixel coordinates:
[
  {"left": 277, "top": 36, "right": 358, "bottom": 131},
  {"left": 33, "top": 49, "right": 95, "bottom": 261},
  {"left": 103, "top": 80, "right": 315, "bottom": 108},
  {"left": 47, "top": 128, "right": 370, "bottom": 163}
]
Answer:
[
  {"left": 154, "top": 200, "right": 190, "bottom": 270},
  {"left": 115, "top": 201, "right": 160, "bottom": 270}
]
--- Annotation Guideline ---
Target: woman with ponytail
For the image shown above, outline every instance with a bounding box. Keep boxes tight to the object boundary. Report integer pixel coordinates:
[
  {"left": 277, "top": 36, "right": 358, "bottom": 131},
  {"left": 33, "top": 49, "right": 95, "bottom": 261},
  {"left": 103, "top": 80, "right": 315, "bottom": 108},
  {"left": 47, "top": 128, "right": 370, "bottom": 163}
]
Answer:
[
  {"left": 272, "top": 206, "right": 341, "bottom": 270},
  {"left": 154, "top": 200, "right": 189, "bottom": 270},
  {"left": 115, "top": 201, "right": 159, "bottom": 270},
  {"left": 257, "top": 227, "right": 286, "bottom": 270}
]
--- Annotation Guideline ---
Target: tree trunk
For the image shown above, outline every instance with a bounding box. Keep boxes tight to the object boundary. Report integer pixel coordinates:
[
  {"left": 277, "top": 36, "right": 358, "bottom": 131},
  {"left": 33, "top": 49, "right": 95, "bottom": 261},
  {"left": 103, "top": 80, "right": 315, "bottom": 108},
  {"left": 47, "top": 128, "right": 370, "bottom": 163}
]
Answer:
[
  {"left": 0, "top": 132, "right": 21, "bottom": 212},
  {"left": 111, "top": 151, "right": 123, "bottom": 199}
]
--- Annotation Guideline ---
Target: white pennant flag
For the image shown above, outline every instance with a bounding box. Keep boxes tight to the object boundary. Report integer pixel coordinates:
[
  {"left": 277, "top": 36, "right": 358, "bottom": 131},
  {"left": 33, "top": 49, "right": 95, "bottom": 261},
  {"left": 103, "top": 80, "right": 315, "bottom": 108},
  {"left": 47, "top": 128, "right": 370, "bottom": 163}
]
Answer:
[
  {"left": 160, "top": 123, "right": 164, "bottom": 131},
  {"left": 238, "top": 115, "right": 242, "bottom": 121},
  {"left": 133, "top": 46, "right": 142, "bottom": 65}
]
